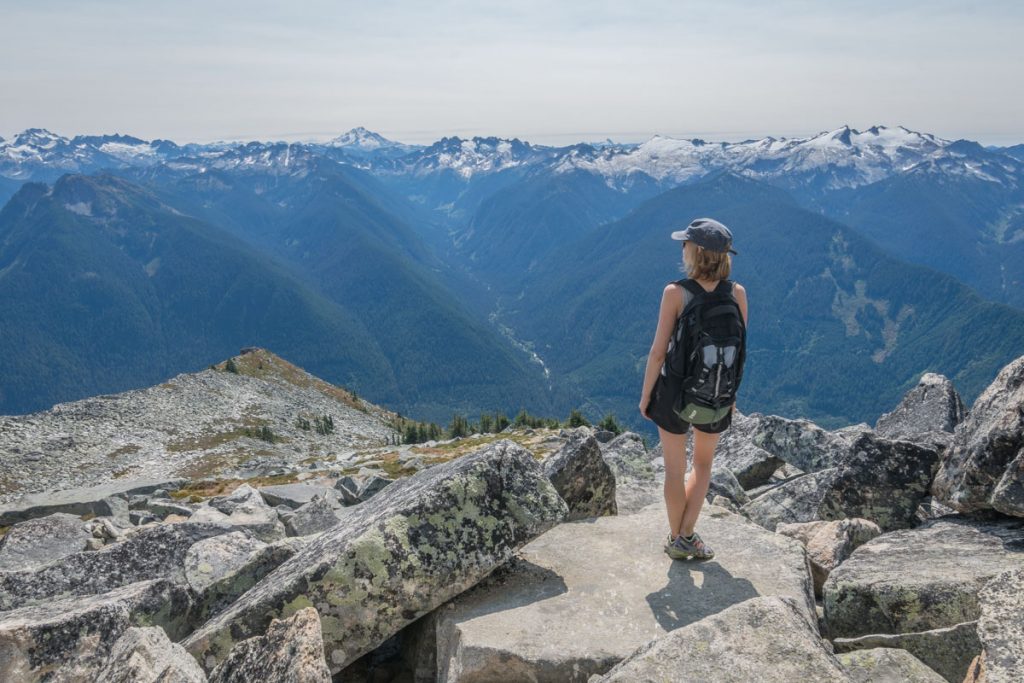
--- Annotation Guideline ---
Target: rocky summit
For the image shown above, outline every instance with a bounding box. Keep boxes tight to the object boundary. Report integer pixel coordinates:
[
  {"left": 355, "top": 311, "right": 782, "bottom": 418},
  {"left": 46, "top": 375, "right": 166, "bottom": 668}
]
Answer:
[{"left": 1, "top": 351, "right": 1023, "bottom": 681}]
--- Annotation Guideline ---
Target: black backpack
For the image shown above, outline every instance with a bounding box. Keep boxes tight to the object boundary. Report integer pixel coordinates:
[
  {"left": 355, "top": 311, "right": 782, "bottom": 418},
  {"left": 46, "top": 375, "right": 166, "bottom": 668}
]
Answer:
[{"left": 663, "top": 278, "right": 746, "bottom": 419}]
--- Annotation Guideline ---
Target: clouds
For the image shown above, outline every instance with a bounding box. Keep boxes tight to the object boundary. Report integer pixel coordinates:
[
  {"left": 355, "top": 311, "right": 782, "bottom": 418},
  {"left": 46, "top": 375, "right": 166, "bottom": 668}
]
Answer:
[{"left": 1, "top": 1, "right": 1021, "bottom": 145}]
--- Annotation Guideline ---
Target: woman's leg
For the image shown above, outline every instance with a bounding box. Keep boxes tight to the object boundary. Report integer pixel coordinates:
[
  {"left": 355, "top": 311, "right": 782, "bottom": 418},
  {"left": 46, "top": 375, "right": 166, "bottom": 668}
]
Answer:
[
  {"left": 679, "top": 428, "right": 721, "bottom": 536},
  {"left": 659, "top": 426, "right": 688, "bottom": 538}
]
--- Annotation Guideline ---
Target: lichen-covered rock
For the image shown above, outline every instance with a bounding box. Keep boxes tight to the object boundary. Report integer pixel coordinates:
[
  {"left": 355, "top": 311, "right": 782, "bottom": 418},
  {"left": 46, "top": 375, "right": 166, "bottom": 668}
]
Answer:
[
  {"left": 96, "top": 626, "right": 207, "bottom": 683},
  {"left": 976, "top": 568, "right": 1024, "bottom": 683},
  {"left": 0, "top": 512, "right": 90, "bottom": 572},
  {"left": 285, "top": 494, "right": 346, "bottom": 537},
  {"left": 823, "top": 515, "right": 1024, "bottom": 639},
  {"left": 437, "top": 502, "right": 815, "bottom": 682},
  {"left": 734, "top": 412, "right": 857, "bottom": 472},
  {"left": 832, "top": 621, "right": 981, "bottom": 683},
  {"left": 185, "top": 532, "right": 268, "bottom": 595},
  {"left": 188, "top": 537, "right": 309, "bottom": 625},
  {"left": 835, "top": 647, "right": 946, "bottom": 682},
  {"left": 705, "top": 465, "right": 750, "bottom": 506},
  {"left": 876, "top": 373, "right": 966, "bottom": 441},
  {"left": 599, "top": 432, "right": 655, "bottom": 481},
  {"left": 0, "top": 579, "right": 193, "bottom": 682},
  {"left": 208, "top": 607, "right": 329, "bottom": 682},
  {"left": 776, "top": 518, "right": 882, "bottom": 597},
  {"left": 333, "top": 476, "right": 361, "bottom": 505},
  {"left": 543, "top": 432, "right": 617, "bottom": 520},
  {"left": 711, "top": 432, "right": 784, "bottom": 489},
  {"left": 586, "top": 596, "right": 847, "bottom": 683},
  {"left": 741, "top": 433, "right": 939, "bottom": 532},
  {"left": 932, "top": 355, "right": 1024, "bottom": 517},
  {"left": 0, "top": 522, "right": 232, "bottom": 611},
  {"left": 259, "top": 484, "right": 341, "bottom": 510},
  {"left": 0, "top": 478, "right": 186, "bottom": 526},
  {"left": 183, "top": 440, "right": 568, "bottom": 675}
]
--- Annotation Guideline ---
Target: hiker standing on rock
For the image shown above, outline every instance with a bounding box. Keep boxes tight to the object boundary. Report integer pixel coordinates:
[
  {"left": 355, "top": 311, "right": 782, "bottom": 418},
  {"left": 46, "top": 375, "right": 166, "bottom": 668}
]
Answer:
[{"left": 639, "top": 218, "right": 748, "bottom": 561}]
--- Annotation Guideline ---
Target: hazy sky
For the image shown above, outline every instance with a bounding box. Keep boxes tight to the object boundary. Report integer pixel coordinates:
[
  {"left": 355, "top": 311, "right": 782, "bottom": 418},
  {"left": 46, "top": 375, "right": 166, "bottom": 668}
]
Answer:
[{"left": 2, "top": 0, "right": 1021, "bottom": 146}]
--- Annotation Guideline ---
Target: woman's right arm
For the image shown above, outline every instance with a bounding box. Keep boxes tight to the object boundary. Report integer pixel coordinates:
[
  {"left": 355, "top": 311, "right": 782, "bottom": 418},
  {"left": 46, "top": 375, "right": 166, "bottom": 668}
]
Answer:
[{"left": 639, "top": 284, "right": 682, "bottom": 417}]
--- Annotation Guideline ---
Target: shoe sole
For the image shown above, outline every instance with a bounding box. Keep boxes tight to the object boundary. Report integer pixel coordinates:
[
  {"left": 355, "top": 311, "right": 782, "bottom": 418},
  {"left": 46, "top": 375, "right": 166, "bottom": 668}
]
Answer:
[{"left": 663, "top": 544, "right": 714, "bottom": 561}]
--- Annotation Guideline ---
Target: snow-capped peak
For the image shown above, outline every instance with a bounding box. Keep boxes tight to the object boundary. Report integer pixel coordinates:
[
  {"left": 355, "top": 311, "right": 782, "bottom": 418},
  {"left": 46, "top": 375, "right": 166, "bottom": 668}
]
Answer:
[{"left": 329, "top": 127, "right": 398, "bottom": 150}]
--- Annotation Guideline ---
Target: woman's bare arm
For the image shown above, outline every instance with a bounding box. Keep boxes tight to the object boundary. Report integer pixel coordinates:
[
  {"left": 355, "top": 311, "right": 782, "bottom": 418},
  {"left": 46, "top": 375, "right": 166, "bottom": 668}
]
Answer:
[{"left": 639, "top": 284, "right": 683, "bottom": 414}]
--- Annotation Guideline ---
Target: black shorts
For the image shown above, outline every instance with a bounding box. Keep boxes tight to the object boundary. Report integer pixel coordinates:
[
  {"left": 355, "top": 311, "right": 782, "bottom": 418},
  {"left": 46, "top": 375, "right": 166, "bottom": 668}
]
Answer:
[{"left": 646, "top": 371, "right": 733, "bottom": 435}]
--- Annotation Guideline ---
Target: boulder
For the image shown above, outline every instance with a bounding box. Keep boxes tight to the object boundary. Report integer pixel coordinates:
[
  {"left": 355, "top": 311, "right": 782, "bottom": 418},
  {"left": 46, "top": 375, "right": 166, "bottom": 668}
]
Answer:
[
  {"left": 0, "top": 478, "right": 186, "bottom": 526},
  {"left": 193, "top": 487, "right": 285, "bottom": 543},
  {"left": 543, "top": 432, "right": 617, "bottom": 520},
  {"left": 599, "top": 432, "right": 655, "bottom": 481},
  {"left": 586, "top": 596, "right": 847, "bottom": 683},
  {"left": 208, "top": 607, "right": 329, "bottom": 683},
  {"left": 832, "top": 622, "right": 981, "bottom": 683},
  {"left": 823, "top": 515, "right": 1024, "bottom": 638},
  {"left": 258, "top": 483, "right": 341, "bottom": 509},
  {"left": 976, "top": 567, "right": 1024, "bottom": 682},
  {"left": 0, "top": 512, "right": 90, "bottom": 572},
  {"left": 435, "top": 501, "right": 815, "bottom": 682},
  {"left": 835, "top": 647, "right": 946, "bottom": 682},
  {"left": 183, "top": 440, "right": 568, "bottom": 675},
  {"left": 0, "top": 522, "right": 232, "bottom": 611},
  {"left": 733, "top": 412, "right": 858, "bottom": 472},
  {"left": 96, "top": 626, "right": 207, "bottom": 683},
  {"left": 285, "top": 494, "right": 347, "bottom": 537},
  {"left": 710, "top": 432, "right": 784, "bottom": 489},
  {"left": 776, "top": 518, "right": 882, "bottom": 596},
  {"left": 705, "top": 466, "right": 750, "bottom": 507},
  {"left": 741, "top": 433, "right": 939, "bottom": 532},
  {"left": 357, "top": 475, "right": 394, "bottom": 501},
  {"left": 334, "top": 476, "right": 361, "bottom": 505},
  {"left": 877, "top": 373, "right": 966, "bottom": 441},
  {"left": 0, "top": 579, "right": 192, "bottom": 682},
  {"left": 187, "top": 536, "right": 309, "bottom": 625},
  {"left": 932, "top": 354, "right": 1024, "bottom": 516}
]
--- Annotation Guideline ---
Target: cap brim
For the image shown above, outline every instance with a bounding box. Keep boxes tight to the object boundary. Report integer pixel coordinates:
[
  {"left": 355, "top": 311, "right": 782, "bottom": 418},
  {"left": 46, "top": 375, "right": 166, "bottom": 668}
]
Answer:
[{"left": 670, "top": 230, "right": 689, "bottom": 240}]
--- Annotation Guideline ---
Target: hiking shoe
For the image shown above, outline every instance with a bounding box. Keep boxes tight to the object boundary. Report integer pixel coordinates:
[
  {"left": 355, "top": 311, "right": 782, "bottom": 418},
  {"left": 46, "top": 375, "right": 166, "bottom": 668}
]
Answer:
[{"left": 665, "top": 531, "right": 715, "bottom": 560}]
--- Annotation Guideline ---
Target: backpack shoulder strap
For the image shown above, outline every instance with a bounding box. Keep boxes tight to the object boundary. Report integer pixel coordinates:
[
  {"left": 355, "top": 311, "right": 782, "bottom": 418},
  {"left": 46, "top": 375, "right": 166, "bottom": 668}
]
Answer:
[{"left": 668, "top": 279, "right": 690, "bottom": 318}]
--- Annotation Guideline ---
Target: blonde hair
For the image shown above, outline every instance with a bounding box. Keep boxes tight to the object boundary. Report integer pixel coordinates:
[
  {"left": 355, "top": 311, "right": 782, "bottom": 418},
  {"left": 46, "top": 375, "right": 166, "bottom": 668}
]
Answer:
[{"left": 682, "top": 244, "right": 731, "bottom": 280}]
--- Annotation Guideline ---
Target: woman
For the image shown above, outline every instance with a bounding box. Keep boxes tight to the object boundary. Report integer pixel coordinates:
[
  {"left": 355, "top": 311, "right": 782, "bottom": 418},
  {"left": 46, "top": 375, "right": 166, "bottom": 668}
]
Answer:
[{"left": 638, "top": 217, "right": 748, "bottom": 561}]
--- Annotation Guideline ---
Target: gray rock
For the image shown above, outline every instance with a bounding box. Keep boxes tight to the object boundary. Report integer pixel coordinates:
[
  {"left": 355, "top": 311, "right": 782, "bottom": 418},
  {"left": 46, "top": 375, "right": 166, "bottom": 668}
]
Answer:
[
  {"left": 776, "top": 518, "right": 882, "bottom": 597},
  {"left": 976, "top": 567, "right": 1024, "bottom": 683},
  {"left": 741, "top": 433, "right": 939, "bottom": 532},
  {"left": 185, "top": 532, "right": 268, "bottom": 595},
  {"left": 357, "top": 474, "right": 394, "bottom": 501},
  {"left": 436, "top": 501, "right": 816, "bottom": 682},
  {"left": 285, "top": 494, "right": 346, "bottom": 536},
  {"left": 0, "top": 522, "right": 232, "bottom": 611},
  {"left": 0, "top": 478, "right": 186, "bottom": 526},
  {"left": 183, "top": 440, "right": 568, "bottom": 675},
  {"left": 932, "top": 354, "right": 1024, "bottom": 517},
  {"left": 0, "top": 512, "right": 90, "bottom": 572},
  {"left": 832, "top": 621, "right": 982, "bottom": 683},
  {"left": 835, "top": 647, "right": 946, "bottom": 682},
  {"left": 189, "top": 536, "right": 309, "bottom": 625},
  {"left": 258, "top": 483, "right": 341, "bottom": 509},
  {"left": 144, "top": 498, "right": 195, "bottom": 519},
  {"left": 0, "top": 579, "right": 193, "bottom": 682},
  {"left": 735, "top": 412, "right": 855, "bottom": 472},
  {"left": 599, "top": 431, "right": 654, "bottom": 481},
  {"left": 593, "top": 429, "right": 616, "bottom": 443},
  {"left": 334, "top": 476, "right": 361, "bottom": 505},
  {"left": 208, "top": 607, "right": 329, "bottom": 682},
  {"left": 97, "top": 626, "right": 207, "bottom": 683},
  {"left": 587, "top": 596, "right": 847, "bottom": 682},
  {"left": 543, "top": 432, "right": 617, "bottom": 520},
  {"left": 823, "top": 515, "right": 1024, "bottom": 639},
  {"left": 711, "top": 432, "right": 785, "bottom": 489},
  {"left": 193, "top": 488, "right": 285, "bottom": 543},
  {"left": 876, "top": 372, "right": 966, "bottom": 441},
  {"left": 705, "top": 466, "right": 750, "bottom": 506}
]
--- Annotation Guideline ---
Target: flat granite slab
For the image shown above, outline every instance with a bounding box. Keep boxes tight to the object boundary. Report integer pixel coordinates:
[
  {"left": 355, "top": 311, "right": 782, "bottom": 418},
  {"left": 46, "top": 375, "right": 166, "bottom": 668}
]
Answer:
[{"left": 435, "top": 501, "right": 816, "bottom": 683}]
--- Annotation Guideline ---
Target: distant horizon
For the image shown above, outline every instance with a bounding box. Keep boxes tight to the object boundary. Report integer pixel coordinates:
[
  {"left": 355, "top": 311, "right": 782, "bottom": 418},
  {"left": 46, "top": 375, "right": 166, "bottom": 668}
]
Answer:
[{"left": 2, "top": 124, "right": 1021, "bottom": 149}]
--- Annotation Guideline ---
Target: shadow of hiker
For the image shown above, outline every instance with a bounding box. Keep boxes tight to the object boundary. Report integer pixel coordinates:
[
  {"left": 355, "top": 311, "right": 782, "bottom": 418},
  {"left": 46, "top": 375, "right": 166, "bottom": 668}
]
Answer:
[{"left": 645, "top": 560, "right": 760, "bottom": 631}]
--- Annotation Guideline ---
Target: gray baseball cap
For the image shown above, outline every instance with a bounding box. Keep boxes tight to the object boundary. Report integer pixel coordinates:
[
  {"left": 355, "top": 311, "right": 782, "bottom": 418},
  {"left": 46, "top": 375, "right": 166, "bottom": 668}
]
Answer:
[{"left": 671, "top": 217, "right": 738, "bottom": 255}]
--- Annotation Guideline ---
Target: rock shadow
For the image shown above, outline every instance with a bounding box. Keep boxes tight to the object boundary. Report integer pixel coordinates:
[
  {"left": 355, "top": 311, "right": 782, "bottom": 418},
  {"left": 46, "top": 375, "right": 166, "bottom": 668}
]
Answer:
[{"left": 646, "top": 560, "right": 760, "bottom": 631}]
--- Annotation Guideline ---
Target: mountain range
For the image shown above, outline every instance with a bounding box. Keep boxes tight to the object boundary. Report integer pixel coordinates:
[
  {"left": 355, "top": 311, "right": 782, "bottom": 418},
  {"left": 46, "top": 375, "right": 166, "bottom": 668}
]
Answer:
[{"left": 1, "top": 124, "right": 1022, "bottom": 432}]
